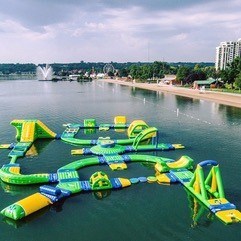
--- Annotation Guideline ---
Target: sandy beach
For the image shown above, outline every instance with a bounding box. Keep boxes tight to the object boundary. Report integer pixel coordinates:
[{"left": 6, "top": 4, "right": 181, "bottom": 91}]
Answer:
[{"left": 99, "top": 78, "right": 241, "bottom": 109}]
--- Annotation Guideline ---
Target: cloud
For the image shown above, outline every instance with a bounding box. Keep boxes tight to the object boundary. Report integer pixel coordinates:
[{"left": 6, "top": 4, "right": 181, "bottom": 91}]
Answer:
[{"left": 0, "top": 0, "right": 240, "bottom": 63}]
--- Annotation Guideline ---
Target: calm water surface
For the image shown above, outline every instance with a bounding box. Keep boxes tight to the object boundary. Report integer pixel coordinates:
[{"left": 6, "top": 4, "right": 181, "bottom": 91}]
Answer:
[{"left": 0, "top": 80, "right": 241, "bottom": 241}]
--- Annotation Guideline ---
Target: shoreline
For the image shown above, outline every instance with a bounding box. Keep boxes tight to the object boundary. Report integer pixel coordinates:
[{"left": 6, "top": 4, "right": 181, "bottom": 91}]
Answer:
[{"left": 99, "top": 78, "right": 241, "bottom": 109}]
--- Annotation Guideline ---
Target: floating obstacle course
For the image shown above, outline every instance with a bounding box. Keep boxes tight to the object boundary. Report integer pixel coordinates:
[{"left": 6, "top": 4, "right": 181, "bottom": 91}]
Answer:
[
  {"left": 0, "top": 117, "right": 184, "bottom": 185},
  {"left": 0, "top": 117, "right": 240, "bottom": 225}
]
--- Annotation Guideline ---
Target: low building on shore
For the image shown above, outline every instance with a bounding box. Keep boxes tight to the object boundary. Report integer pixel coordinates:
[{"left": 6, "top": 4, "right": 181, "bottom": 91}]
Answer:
[
  {"left": 158, "top": 75, "right": 176, "bottom": 85},
  {"left": 193, "top": 78, "right": 223, "bottom": 89}
]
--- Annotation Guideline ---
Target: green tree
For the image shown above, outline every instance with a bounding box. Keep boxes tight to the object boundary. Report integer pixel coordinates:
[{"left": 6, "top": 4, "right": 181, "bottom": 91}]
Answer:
[
  {"left": 152, "top": 61, "right": 162, "bottom": 78},
  {"left": 140, "top": 65, "right": 152, "bottom": 81},
  {"left": 108, "top": 71, "right": 114, "bottom": 77},
  {"left": 204, "top": 67, "right": 220, "bottom": 80},
  {"left": 129, "top": 65, "right": 139, "bottom": 79},
  {"left": 152, "top": 61, "right": 170, "bottom": 78},
  {"left": 176, "top": 66, "right": 191, "bottom": 84},
  {"left": 220, "top": 57, "right": 241, "bottom": 85},
  {"left": 234, "top": 72, "right": 241, "bottom": 89},
  {"left": 119, "top": 68, "right": 129, "bottom": 77}
]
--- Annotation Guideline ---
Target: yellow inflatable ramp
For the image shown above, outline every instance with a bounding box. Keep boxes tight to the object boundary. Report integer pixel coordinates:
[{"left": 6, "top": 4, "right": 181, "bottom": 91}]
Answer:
[
  {"left": 166, "top": 156, "right": 193, "bottom": 169},
  {"left": 1, "top": 193, "right": 52, "bottom": 220},
  {"left": 11, "top": 119, "right": 56, "bottom": 141},
  {"left": 37, "top": 120, "right": 56, "bottom": 138},
  {"left": 20, "top": 122, "right": 35, "bottom": 142}
]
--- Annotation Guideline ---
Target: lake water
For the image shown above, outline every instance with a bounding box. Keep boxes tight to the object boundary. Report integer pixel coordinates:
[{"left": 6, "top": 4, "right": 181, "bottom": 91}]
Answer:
[{"left": 0, "top": 79, "right": 241, "bottom": 241}]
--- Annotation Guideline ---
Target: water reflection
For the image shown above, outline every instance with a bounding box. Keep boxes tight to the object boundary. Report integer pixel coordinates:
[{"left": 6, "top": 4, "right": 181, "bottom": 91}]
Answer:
[
  {"left": 2, "top": 196, "right": 68, "bottom": 228},
  {"left": 175, "top": 95, "right": 200, "bottom": 110},
  {"left": 93, "top": 190, "right": 111, "bottom": 200},
  {"left": 1, "top": 80, "right": 241, "bottom": 241},
  {"left": 2, "top": 206, "right": 50, "bottom": 229},
  {"left": 185, "top": 189, "right": 215, "bottom": 228},
  {"left": 131, "top": 87, "right": 158, "bottom": 99},
  {"left": 218, "top": 105, "right": 241, "bottom": 125},
  {"left": 1, "top": 181, "right": 38, "bottom": 195}
]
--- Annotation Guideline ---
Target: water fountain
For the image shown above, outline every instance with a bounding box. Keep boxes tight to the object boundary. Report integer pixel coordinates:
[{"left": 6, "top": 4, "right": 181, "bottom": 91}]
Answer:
[{"left": 36, "top": 64, "right": 53, "bottom": 81}]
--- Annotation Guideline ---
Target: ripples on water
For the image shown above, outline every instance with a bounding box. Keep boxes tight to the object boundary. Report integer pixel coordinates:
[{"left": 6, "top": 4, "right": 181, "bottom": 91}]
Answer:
[{"left": 0, "top": 80, "right": 241, "bottom": 241}]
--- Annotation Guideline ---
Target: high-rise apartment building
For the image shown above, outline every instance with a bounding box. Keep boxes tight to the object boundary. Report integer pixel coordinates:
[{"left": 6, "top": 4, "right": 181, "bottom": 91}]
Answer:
[{"left": 215, "top": 38, "right": 241, "bottom": 70}]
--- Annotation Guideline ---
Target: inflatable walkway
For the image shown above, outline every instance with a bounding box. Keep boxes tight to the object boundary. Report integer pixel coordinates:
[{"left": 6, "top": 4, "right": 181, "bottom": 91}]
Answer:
[
  {"left": 61, "top": 118, "right": 152, "bottom": 146},
  {"left": 1, "top": 155, "right": 193, "bottom": 220}
]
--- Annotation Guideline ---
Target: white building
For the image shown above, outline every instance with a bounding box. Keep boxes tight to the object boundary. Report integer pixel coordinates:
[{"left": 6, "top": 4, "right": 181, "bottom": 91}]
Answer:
[
  {"left": 215, "top": 38, "right": 241, "bottom": 70},
  {"left": 96, "top": 73, "right": 105, "bottom": 79},
  {"left": 69, "top": 74, "right": 80, "bottom": 81}
]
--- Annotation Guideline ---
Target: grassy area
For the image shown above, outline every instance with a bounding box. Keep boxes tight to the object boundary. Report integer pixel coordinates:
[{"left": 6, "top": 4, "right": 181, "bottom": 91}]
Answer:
[
  {"left": 177, "top": 85, "right": 241, "bottom": 95},
  {"left": 209, "top": 88, "right": 241, "bottom": 94}
]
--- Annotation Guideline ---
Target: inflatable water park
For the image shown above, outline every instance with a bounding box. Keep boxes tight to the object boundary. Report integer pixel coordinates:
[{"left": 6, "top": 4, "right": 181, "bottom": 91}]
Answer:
[{"left": 0, "top": 116, "right": 240, "bottom": 225}]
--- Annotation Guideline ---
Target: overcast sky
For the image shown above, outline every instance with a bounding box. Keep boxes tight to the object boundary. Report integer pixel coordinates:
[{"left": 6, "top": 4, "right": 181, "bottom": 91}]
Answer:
[{"left": 0, "top": 0, "right": 240, "bottom": 64}]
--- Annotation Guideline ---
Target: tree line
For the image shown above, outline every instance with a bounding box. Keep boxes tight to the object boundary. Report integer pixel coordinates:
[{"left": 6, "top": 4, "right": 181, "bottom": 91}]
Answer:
[
  {"left": 118, "top": 61, "right": 214, "bottom": 84},
  {"left": 0, "top": 63, "right": 36, "bottom": 74},
  {"left": 0, "top": 61, "right": 213, "bottom": 77},
  {"left": 1, "top": 59, "right": 240, "bottom": 89},
  {"left": 120, "top": 58, "right": 241, "bottom": 89},
  {"left": 175, "top": 57, "right": 241, "bottom": 89}
]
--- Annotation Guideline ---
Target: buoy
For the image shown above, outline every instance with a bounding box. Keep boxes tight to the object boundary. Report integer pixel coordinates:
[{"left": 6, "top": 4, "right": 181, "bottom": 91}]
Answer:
[
  {"left": 138, "top": 177, "right": 147, "bottom": 183},
  {"left": 147, "top": 176, "right": 157, "bottom": 183},
  {"left": 130, "top": 178, "right": 139, "bottom": 184}
]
